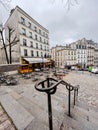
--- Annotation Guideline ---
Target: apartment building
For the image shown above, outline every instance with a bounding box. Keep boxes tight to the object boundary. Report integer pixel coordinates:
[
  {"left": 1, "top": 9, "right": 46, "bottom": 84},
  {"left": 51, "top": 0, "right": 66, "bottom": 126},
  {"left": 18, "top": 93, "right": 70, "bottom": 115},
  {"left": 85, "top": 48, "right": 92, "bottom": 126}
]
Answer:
[
  {"left": 56, "top": 48, "right": 76, "bottom": 68},
  {"left": 4, "top": 6, "right": 50, "bottom": 66},
  {"left": 51, "top": 38, "right": 98, "bottom": 69},
  {"left": 70, "top": 38, "right": 96, "bottom": 67},
  {"left": 94, "top": 43, "right": 98, "bottom": 66},
  {"left": 50, "top": 45, "right": 66, "bottom": 67}
]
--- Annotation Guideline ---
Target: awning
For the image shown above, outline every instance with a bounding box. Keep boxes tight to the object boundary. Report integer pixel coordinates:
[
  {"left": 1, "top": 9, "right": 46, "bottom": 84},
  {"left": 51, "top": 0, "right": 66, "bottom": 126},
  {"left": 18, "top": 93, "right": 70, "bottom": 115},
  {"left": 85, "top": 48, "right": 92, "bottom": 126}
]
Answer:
[{"left": 24, "top": 58, "right": 50, "bottom": 64}]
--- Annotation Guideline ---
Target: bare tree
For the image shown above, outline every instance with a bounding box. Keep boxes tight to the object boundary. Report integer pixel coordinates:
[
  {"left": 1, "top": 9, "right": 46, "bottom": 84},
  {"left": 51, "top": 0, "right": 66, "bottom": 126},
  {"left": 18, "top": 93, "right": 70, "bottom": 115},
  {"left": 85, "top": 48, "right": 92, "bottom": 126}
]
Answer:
[
  {"left": 7, "top": 26, "right": 19, "bottom": 64},
  {"left": 50, "top": 0, "right": 78, "bottom": 10},
  {"left": 0, "top": 24, "right": 9, "bottom": 64},
  {"left": 0, "top": 0, "right": 12, "bottom": 11}
]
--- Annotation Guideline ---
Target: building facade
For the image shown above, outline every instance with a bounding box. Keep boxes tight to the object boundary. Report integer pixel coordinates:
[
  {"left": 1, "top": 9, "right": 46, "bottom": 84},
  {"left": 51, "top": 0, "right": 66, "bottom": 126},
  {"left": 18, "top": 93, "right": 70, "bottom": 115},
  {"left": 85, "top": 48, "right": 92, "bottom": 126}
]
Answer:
[
  {"left": 51, "top": 38, "right": 98, "bottom": 69},
  {"left": 50, "top": 45, "right": 66, "bottom": 67},
  {"left": 56, "top": 48, "right": 76, "bottom": 68},
  {"left": 4, "top": 6, "right": 50, "bottom": 66}
]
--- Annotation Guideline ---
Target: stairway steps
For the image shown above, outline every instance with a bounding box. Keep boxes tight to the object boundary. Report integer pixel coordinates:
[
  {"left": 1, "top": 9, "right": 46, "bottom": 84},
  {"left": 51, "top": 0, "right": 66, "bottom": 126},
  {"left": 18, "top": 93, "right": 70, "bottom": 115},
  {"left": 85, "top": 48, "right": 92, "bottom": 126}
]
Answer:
[
  {"left": 17, "top": 96, "right": 48, "bottom": 126},
  {"left": 71, "top": 106, "right": 98, "bottom": 130},
  {"left": 0, "top": 94, "right": 34, "bottom": 130},
  {"left": 62, "top": 114, "right": 83, "bottom": 130},
  {"left": 25, "top": 119, "right": 49, "bottom": 130},
  {"left": 76, "top": 101, "right": 98, "bottom": 113},
  {"left": 22, "top": 87, "right": 68, "bottom": 113},
  {"left": 18, "top": 95, "right": 67, "bottom": 130},
  {"left": 73, "top": 105, "right": 98, "bottom": 126}
]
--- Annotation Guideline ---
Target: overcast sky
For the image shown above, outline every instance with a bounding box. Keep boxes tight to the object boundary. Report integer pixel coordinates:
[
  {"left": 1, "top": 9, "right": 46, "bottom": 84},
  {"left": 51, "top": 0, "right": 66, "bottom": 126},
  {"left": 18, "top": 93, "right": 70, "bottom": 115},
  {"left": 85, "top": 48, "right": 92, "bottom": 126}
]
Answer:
[{"left": 0, "top": 0, "right": 98, "bottom": 47}]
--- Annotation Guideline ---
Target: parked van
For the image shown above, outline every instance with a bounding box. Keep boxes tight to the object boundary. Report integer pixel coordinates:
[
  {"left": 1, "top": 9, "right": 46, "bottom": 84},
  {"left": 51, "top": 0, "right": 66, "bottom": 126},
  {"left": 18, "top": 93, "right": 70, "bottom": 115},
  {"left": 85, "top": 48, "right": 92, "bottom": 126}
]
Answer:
[{"left": 91, "top": 67, "right": 98, "bottom": 74}]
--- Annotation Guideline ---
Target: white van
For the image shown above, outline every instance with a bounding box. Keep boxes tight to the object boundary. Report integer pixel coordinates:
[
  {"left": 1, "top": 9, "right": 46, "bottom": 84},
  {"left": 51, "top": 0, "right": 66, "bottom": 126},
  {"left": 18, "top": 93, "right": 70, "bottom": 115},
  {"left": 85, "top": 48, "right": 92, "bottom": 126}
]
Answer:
[{"left": 91, "top": 67, "right": 98, "bottom": 74}]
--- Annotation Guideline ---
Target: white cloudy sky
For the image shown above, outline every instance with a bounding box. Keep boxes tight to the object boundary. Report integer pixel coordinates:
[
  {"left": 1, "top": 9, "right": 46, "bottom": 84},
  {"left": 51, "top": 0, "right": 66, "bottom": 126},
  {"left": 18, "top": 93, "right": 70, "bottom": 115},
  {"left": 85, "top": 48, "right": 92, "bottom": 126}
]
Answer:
[{"left": 0, "top": 0, "right": 98, "bottom": 47}]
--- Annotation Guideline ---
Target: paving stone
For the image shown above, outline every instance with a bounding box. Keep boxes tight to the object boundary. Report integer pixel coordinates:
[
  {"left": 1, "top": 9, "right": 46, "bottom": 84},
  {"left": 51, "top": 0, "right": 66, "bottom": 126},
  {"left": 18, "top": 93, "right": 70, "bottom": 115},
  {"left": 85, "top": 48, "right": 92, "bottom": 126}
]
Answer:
[
  {"left": 0, "top": 120, "right": 11, "bottom": 130},
  {"left": 0, "top": 114, "right": 8, "bottom": 124},
  {"left": 10, "top": 91, "right": 22, "bottom": 100}
]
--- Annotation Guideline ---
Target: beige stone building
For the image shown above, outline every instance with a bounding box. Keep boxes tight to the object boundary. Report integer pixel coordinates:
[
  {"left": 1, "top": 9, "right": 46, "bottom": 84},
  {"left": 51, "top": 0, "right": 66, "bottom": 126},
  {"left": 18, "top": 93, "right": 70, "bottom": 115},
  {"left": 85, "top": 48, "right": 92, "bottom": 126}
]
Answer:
[
  {"left": 50, "top": 45, "right": 66, "bottom": 67},
  {"left": 56, "top": 48, "right": 76, "bottom": 68},
  {"left": 51, "top": 38, "right": 98, "bottom": 69}
]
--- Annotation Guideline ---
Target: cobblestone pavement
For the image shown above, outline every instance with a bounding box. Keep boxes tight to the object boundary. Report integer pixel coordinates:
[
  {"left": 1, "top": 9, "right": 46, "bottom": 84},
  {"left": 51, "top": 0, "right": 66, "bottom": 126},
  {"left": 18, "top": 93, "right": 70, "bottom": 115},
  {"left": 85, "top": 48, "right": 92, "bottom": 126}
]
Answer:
[
  {"left": 63, "top": 71, "right": 98, "bottom": 109},
  {"left": 0, "top": 104, "right": 16, "bottom": 130}
]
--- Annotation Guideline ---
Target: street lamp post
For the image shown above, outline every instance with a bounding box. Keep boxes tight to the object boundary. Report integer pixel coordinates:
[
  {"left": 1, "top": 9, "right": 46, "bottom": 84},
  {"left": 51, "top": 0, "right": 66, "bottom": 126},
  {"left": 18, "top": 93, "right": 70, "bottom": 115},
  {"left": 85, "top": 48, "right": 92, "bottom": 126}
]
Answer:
[{"left": 0, "top": 24, "right": 9, "bottom": 64}]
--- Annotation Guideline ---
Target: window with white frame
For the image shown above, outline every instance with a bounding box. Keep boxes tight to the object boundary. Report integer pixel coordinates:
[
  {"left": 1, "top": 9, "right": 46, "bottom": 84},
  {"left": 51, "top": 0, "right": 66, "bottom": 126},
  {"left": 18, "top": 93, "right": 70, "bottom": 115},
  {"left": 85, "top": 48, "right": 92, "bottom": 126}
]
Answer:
[
  {"left": 40, "top": 44, "right": 42, "bottom": 50},
  {"left": 36, "top": 43, "right": 38, "bottom": 49},
  {"left": 36, "top": 51, "right": 39, "bottom": 57},
  {"left": 39, "top": 29, "right": 41, "bottom": 34},
  {"left": 31, "top": 50, "right": 34, "bottom": 57},
  {"left": 30, "top": 41, "right": 33, "bottom": 47},
  {"left": 23, "top": 39, "right": 27, "bottom": 46},
  {"left": 29, "top": 32, "right": 32, "bottom": 38},
  {"left": 22, "top": 28, "right": 26, "bottom": 35},
  {"left": 40, "top": 37, "right": 42, "bottom": 42},
  {"left": 21, "top": 17, "right": 25, "bottom": 25},
  {"left": 28, "top": 22, "right": 31, "bottom": 28},
  {"left": 34, "top": 26, "right": 37, "bottom": 32},
  {"left": 35, "top": 34, "right": 37, "bottom": 40},
  {"left": 24, "top": 49, "right": 28, "bottom": 56},
  {"left": 41, "top": 52, "right": 43, "bottom": 57}
]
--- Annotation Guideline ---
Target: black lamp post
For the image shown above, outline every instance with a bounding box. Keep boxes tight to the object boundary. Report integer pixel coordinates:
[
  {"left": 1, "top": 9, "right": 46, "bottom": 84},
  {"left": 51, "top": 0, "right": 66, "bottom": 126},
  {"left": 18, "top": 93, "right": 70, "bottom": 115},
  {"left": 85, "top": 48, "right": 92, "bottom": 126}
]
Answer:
[{"left": 0, "top": 24, "right": 9, "bottom": 64}]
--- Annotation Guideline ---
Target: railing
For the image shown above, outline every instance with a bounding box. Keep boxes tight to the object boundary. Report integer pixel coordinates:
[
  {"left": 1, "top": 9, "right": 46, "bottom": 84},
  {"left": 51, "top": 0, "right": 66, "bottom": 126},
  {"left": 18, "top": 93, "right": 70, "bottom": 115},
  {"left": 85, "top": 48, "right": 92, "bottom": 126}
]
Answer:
[{"left": 35, "top": 77, "right": 79, "bottom": 130}]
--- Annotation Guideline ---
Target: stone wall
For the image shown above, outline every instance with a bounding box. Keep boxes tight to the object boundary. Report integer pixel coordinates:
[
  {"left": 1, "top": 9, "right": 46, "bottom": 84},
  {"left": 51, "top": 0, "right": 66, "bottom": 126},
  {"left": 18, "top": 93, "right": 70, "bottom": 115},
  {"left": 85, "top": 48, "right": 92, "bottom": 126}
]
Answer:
[{"left": 0, "top": 64, "right": 19, "bottom": 73}]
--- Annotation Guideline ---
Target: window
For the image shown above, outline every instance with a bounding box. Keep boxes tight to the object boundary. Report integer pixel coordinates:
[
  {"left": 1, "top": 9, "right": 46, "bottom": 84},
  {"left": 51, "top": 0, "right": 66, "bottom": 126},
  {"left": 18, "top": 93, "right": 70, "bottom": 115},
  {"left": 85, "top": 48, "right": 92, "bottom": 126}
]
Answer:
[
  {"left": 36, "top": 51, "right": 39, "bottom": 57},
  {"left": 76, "top": 45, "right": 78, "bottom": 49},
  {"left": 40, "top": 45, "right": 42, "bottom": 50},
  {"left": 40, "top": 37, "right": 42, "bottom": 42},
  {"left": 22, "top": 28, "right": 26, "bottom": 35},
  {"left": 47, "top": 40, "right": 48, "bottom": 44},
  {"left": 24, "top": 49, "right": 28, "bottom": 56},
  {"left": 44, "top": 46, "right": 46, "bottom": 51},
  {"left": 79, "top": 45, "right": 81, "bottom": 49},
  {"left": 44, "top": 39, "right": 45, "bottom": 43},
  {"left": 46, "top": 34, "right": 48, "bottom": 38},
  {"left": 30, "top": 41, "right": 33, "bottom": 47},
  {"left": 31, "top": 50, "right": 34, "bottom": 57},
  {"left": 21, "top": 17, "right": 25, "bottom": 25},
  {"left": 28, "top": 22, "right": 31, "bottom": 28},
  {"left": 47, "top": 47, "right": 49, "bottom": 51},
  {"left": 23, "top": 39, "right": 27, "bottom": 46},
  {"left": 34, "top": 26, "right": 37, "bottom": 32},
  {"left": 29, "top": 32, "right": 32, "bottom": 38},
  {"left": 35, "top": 34, "right": 37, "bottom": 40},
  {"left": 39, "top": 29, "right": 41, "bottom": 34},
  {"left": 43, "top": 32, "right": 45, "bottom": 36},
  {"left": 41, "top": 52, "right": 43, "bottom": 57},
  {"left": 36, "top": 43, "right": 38, "bottom": 49}
]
